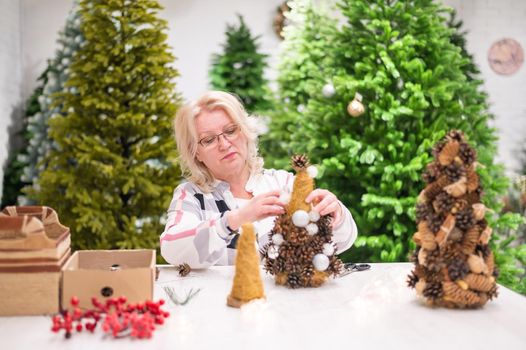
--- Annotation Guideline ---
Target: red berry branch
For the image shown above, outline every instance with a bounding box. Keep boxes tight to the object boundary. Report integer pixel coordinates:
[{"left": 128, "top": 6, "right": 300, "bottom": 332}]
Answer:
[{"left": 51, "top": 296, "right": 170, "bottom": 339}]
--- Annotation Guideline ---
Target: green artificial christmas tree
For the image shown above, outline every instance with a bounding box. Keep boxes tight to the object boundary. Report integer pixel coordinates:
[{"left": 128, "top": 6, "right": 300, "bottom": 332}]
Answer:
[
  {"left": 260, "top": 0, "right": 338, "bottom": 170},
  {"left": 1, "top": 71, "right": 46, "bottom": 207},
  {"left": 209, "top": 14, "right": 272, "bottom": 114},
  {"left": 20, "top": 4, "right": 84, "bottom": 204},
  {"left": 268, "top": 0, "right": 519, "bottom": 266},
  {"left": 33, "top": 0, "right": 180, "bottom": 251}
]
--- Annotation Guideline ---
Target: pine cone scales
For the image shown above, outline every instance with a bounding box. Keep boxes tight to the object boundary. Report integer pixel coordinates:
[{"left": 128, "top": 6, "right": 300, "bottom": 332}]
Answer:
[{"left": 408, "top": 131, "right": 497, "bottom": 308}]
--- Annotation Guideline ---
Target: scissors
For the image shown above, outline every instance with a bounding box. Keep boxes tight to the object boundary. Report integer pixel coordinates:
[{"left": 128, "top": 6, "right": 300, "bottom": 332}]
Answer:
[{"left": 340, "top": 262, "right": 371, "bottom": 277}]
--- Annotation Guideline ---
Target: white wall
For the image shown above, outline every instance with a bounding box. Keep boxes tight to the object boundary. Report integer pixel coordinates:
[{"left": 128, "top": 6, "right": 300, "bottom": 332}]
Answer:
[
  {"left": 441, "top": 0, "right": 526, "bottom": 173},
  {"left": 2, "top": 0, "right": 526, "bottom": 198},
  {"left": 0, "top": 0, "right": 22, "bottom": 201}
]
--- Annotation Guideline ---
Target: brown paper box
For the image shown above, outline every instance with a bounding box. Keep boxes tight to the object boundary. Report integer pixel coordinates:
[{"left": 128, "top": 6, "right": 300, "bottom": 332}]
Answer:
[
  {"left": 0, "top": 271, "right": 61, "bottom": 316},
  {"left": 61, "top": 249, "right": 155, "bottom": 310}
]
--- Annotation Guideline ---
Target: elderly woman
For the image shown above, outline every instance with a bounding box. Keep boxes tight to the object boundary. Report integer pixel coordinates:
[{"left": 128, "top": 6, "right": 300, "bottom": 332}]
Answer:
[{"left": 160, "top": 91, "right": 357, "bottom": 268}]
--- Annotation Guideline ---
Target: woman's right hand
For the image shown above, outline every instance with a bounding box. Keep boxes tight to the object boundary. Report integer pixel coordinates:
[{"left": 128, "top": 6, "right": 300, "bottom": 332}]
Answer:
[{"left": 226, "top": 190, "right": 285, "bottom": 230}]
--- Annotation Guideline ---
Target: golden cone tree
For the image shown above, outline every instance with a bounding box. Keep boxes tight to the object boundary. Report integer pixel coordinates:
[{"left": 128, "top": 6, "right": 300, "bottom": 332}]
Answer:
[{"left": 227, "top": 223, "right": 265, "bottom": 308}]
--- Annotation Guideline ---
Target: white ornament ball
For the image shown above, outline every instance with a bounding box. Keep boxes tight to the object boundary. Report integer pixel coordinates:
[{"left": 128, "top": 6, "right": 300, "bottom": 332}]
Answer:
[
  {"left": 292, "top": 210, "right": 309, "bottom": 227},
  {"left": 267, "top": 245, "right": 279, "bottom": 259},
  {"left": 308, "top": 210, "right": 320, "bottom": 222},
  {"left": 306, "top": 165, "right": 318, "bottom": 178},
  {"left": 279, "top": 192, "right": 291, "bottom": 205},
  {"left": 322, "top": 243, "right": 335, "bottom": 256},
  {"left": 313, "top": 254, "right": 330, "bottom": 271},
  {"left": 297, "top": 104, "right": 305, "bottom": 113},
  {"left": 306, "top": 223, "right": 319, "bottom": 236},
  {"left": 272, "top": 233, "right": 284, "bottom": 246},
  {"left": 322, "top": 83, "right": 335, "bottom": 98}
]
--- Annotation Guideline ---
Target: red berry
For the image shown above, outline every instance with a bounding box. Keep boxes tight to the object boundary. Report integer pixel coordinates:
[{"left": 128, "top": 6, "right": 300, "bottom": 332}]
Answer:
[
  {"left": 71, "top": 296, "right": 80, "bottom": 307},
  {"left": 76, "top": 324, "right": 83, "bottom": 332},
  {"left": 158, "top": 299, "right": 165, "bottom": 305}
]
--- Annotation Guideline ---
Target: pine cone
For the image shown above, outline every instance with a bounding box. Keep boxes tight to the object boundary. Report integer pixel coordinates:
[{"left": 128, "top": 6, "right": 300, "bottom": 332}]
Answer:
[
  {"left": 422, "top": 162, "right": 441, "bottom": 183},
  {"left": 299, "top": 265, "right": 314, "bottom": 286},
  {"left": 416, "top": 203, "right": 432, "bottom": 222},
  {"left": 409, "top": 246, "right": 421, "bottom": 263},
  {"left": 287, "top": 272, "right": 302, "bottom": 289},
  {"left": 447, "top": 259, "right": 469, "bottom": 281},
  {"left": 446, "top": 130, "right": 466, "bottom": 143},
  {"left": 177, "top": 263, "right": 191, "bottom": 277},
  {"left": 432, "top": 140, "right": 447, "bottom": 159},
  {"left": 423, "top": 282, "right": 444, "bottom": 301},
  {"left": 445, "top": 163, "right": 465, "bottom": 182},
  {"left": 407, "top": 270, "right": 419, "bottom": 288},
  {"left": 291, "top": 154, "right": 309, "bottom": 171},
  {"left": 455, "top": 208, "right": 475, "bottom": 231},
  {"left": 443, "top": 241, "right": 465, "bottom": 262},
  {"left": 426, "top": 249, "right": 444, "bottom": 272},
  {"left": 427, "top": 212, "right": 444, "bottom": 233},
  {"left": 433, "top": 192, "right": 455, "bottom": 213},
  {"left": 459, "top": 143, "right": 476, "bottom": 166}
]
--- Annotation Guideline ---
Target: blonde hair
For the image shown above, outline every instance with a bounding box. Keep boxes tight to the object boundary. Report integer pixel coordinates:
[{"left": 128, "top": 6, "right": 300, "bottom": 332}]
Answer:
[{"left": 174, "top": 91, "right": 264, "bottom": 192}]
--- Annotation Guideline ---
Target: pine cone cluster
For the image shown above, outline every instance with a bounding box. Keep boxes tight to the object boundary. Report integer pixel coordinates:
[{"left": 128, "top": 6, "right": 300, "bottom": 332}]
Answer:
[{"left": 408, "top": 130, "right": 497, "bottom": 308}]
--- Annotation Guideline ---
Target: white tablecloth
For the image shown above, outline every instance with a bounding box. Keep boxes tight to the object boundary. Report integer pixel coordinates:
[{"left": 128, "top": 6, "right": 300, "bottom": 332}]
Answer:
[{"left": 1, "top": 263, "right": 525, "bottom": 349}]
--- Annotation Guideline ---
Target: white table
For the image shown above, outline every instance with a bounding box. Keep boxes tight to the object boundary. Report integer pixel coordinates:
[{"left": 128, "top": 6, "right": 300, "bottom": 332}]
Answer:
[{"left": 1, "top": 263, "right": 525, "bottom": 350}]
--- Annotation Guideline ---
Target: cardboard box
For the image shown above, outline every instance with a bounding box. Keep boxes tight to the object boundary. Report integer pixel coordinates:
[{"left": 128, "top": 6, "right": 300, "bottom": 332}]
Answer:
[
  {"left": 0, "top": 206, "right": 70, "bottom": 316},
  {"left": 61, "top": 249, "right": 155, "bottom": 310},
  {"left": 0, "top": 271, "right": 61, "bottom": 316}
]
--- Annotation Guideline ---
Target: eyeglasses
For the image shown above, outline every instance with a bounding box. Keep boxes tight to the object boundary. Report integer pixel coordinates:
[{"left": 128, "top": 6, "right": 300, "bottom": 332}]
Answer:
[{"left": 198, "top": 124, "right": 240, "bottom": 148}]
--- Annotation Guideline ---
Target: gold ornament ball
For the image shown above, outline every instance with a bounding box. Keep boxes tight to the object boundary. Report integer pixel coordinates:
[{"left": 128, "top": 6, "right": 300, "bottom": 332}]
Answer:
[{"left": 347, "top": 92, "right": 365, "bottom": 117}]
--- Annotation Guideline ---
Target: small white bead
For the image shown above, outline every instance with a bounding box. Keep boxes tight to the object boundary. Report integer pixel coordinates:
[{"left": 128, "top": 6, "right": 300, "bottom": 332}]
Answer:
[
  {"left": 322, "top": 243, "right": 335, "bottom": 256},
  {"left": 306, "top": 223, "right": 318, "bottom": 236},
  {"left": 308, "top": 210, "right": 320, "bottom": 222},
  {"left": 272, "top": 234, "right": 284, "bottom": 246},
  {"left": 313, "top": 254, "right": 330, "bottom": 271},
  {"left": 292, "top": 210, "right": 310, "bottom": 227}
]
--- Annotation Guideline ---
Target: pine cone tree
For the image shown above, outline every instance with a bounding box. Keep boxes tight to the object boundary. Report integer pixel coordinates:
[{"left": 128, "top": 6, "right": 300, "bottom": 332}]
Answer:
[{"left": 447, "top": 259, "right": 469, "bottom": 281}]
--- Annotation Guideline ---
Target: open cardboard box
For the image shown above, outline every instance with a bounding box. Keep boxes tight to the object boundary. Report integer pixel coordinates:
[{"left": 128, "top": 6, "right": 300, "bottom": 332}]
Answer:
[{"left": 61, "top": 249, "right": 155, "bottom": 310}]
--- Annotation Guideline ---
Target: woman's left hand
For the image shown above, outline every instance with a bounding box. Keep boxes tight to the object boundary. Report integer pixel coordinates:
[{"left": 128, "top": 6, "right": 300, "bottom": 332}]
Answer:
[{"left": 305, "top": 189, "right": 343, "bottom": 227}]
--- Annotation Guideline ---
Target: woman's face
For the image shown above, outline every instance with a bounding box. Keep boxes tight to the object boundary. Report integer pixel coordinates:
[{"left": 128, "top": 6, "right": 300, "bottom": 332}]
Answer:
[{"left": 195, "top": 108, "right": 248, "bottom": 181}]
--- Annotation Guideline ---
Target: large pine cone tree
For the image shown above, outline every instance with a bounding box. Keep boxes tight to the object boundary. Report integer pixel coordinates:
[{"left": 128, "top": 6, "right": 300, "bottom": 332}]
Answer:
[{"left": 408, "top": 130, "right": 498, "bottom": 308}]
